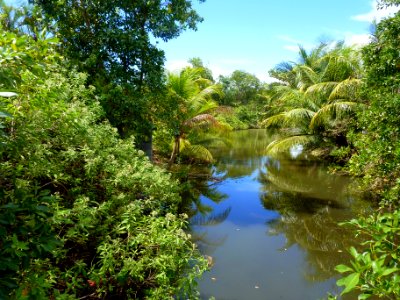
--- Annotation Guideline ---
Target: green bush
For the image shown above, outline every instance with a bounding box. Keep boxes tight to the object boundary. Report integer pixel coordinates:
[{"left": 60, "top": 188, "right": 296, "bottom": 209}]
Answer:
[
  {"left": 0, "top": 30, "right": 206, "bottom": 299},
  {"left": 334, "top": 7, "right": 400, "bottom": 299},
  {"left": 335, "top": 210, "right": 400, "bottom": 299}
]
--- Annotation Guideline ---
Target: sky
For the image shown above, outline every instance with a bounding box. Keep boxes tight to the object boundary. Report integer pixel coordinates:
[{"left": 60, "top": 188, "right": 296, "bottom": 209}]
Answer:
[
  {"left": 158, "top": 0, "right": 399, "bottom": 82},
  {"left": 6, "top": 0, "right": 399, "bottom": 82}
]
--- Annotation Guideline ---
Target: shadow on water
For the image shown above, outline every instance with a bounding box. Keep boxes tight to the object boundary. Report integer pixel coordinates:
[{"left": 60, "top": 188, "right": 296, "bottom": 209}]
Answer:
[{"left": 184, "top": 129, "right": 372, "bottom": 300}]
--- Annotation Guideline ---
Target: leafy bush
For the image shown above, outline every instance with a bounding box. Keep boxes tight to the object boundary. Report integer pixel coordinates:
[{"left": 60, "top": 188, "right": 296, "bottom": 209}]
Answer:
[
  {"left": 334, "top": 7, "right": 400, "bottom": 299},
  {"left": 335, "top": 210, "right": 400, "bottom": 299},
  {"left": 0, "top": 29, "right": 206, "bottom": 299}
]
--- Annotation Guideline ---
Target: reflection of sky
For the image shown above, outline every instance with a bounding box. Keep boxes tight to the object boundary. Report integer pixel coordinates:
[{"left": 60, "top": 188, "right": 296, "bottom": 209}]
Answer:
[
  {"left": 200, "top": 174, "right": 280, "bottom": 227},
  {"left": 202, "top": 155, "right": 279, "bottom": 227},
  {"left": 193, "top": 130, "right": 364, "bottom": 299},
  {"left": 197, "top": 221, "right": 341, "bottom": 300}
]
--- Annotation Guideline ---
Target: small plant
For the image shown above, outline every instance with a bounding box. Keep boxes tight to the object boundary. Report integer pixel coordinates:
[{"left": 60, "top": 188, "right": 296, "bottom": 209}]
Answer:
[{"left": 335, "top": 210, "right": 400, "bottom": 299}]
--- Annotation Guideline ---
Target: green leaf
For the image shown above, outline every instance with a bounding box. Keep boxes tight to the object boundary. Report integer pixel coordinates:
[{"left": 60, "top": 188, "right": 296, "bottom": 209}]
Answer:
[
  {"left": 381, "top": 268, "right": 398, "bottom": 276},
  {"left": 349, "top": 246, "right": 358, "bottom": 258},
  {"left": 338, "top": 272, "right": 360, "bottom": 295},
  {"left": 335, "top": 264, "right": 353, "bottom": 273}
]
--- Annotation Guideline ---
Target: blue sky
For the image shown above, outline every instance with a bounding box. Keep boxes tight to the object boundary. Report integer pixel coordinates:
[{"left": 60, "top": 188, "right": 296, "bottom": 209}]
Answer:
[
  {"left": 6, "top": 0, "right": 399, "bottom": 82},
  {"left": 159, "top": 0, "right": 399, "bottom": 82}
]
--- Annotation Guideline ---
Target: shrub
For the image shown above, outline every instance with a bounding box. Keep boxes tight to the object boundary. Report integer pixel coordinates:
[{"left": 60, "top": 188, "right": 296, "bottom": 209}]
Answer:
[{"left": 0, "top": 29, "right": 206, "bottom": 299}]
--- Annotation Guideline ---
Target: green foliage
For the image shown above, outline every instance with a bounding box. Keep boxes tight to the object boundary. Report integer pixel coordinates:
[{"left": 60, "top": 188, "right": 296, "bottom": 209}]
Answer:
[
  {"left": 0, "top": 26, "right": 206, "bottom": 299},
  {"left": 264, "top": 43, "right": 363, "bottom": 156},
  {"left": 215, "top": 70, "right": 265, "bottom": 129},
  {"left": 0, "top": 190, "right": 61, "bottom": 299},
  {"left": 188, "top": 57, "right": 214, "bottom": 82},
  {"left": 377, "top": 0, "right": 400, "bottom": 9},
  {"left": 218, "top": 70, "right": 264, "bottom": 106},
  {"left": 333, "top": 7, "right": 400, "bottom": 300},
  {"left": 160, "top": 67, "right": 223, "bottom": 165},
  {"left": 335, "top": 211, "right": 400, "bottom": 299},
  {"left": 347, "top": 10, "right": 400, "bottom": 201},
  {"left": 32, "top": 0, "right": 206, "bottom": 141},
  {"left": 216, "top": 109, "right": 248, "bottom": 130},
  {"left": 215, "top": 104, "right": 261, "bottom": 130}
]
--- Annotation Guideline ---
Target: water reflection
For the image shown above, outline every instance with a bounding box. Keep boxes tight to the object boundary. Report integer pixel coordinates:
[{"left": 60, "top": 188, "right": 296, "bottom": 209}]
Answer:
[
  {"left": 176, "top": 165, "right": 228, "bottom": 216},
  {"left": 189, "top": 129, "right": 370, "bottom": 300},
  {"left": 259, "top": 156, "right": 372, "bottom": 285},
  {"left": 210, "top": 129, "right": 275, "bottom": 179}
]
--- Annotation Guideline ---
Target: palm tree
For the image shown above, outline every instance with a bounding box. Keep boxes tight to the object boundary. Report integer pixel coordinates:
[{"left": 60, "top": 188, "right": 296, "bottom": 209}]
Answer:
[
  {"left": 263, "top": 43, "right": 363, "bottom": 155},
  {"left": 166, "top": 68, "right": 223, "bottom": 165}
]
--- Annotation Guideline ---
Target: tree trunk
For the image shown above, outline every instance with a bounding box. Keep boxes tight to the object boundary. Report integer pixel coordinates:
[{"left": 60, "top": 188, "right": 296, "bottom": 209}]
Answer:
[
  {"left": 168, "top": 135, "right": 180, "bottom": 166},
  {"left": 138, "top": 131, "right": 153, "bottom": 162}
]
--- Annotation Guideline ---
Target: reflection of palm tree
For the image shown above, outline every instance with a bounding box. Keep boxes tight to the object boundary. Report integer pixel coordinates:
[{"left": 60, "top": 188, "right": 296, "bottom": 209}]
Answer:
[
  {"left": 259, "top": 157, "right": 351, "bottom": 204},
  {"left": 191, "top": 207, "right": 231, "bottom": 226},
  {"left": 185, "top": 175, "right": 231, "bottom": 253},
  {"left": 267, "top": 209, "right": 355, "bottom": 281},
  {"left": 210, "top": 129, "right": 274, "bottom": 178},
  {"left": 259, "top": 155, "right": 367, "bottom": 281},
  {"left": 176, "top": 165, "right": 227, "bottom": 216},
  {"left": 190, "top": 207, "right": 231, "bottom": 253},
  {"left": 264, "top": 43, "right": 363, "bottom": 154},
  {"left": 172, "top": 162, "right": 233, "bottom": 255}
]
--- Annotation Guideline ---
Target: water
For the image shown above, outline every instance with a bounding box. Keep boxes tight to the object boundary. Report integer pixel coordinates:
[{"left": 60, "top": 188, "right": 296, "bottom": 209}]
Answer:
[{"left": 190, "top": 129, "right": 371, "bottom": 300}]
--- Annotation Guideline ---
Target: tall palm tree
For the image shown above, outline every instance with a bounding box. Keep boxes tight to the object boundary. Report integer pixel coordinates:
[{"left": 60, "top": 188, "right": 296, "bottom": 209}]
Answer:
[
  {"left": 166, "top": 68, "right": 222, "bottom": 165},
  {"left": 263, "top": 43, "right": 363, "bottom": 155}
]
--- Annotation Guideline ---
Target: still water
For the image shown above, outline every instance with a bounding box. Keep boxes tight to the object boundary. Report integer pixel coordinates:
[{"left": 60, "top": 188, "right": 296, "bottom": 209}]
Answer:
[{"left": 192, "top": 129, "right": 371, "bottom": 300}]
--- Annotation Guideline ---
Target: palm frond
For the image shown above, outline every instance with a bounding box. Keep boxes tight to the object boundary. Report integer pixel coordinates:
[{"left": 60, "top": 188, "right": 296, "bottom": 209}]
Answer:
[
  {"left": 295, "top": 65, "right": 320, "bottom": 90},
  {"left": 178, "top": 138, "right": 192, "bottom": 153},
  {"left": 183, "top": 144, "right": 214, "bottom": 162},
  {"left": 305, "top": 81, "right": 338, "bottom": 100},
  {"left": 167, "top": 71, "right": 198, "bottom": 99},
  {"left": 285, "top": 108, "right": 315, "bottom": 121},
  {"left": 275, "top": 61, "right": 295, "bottom": 73},
  {"left": 192, "top": 84, "right": 222, "bottom": 103},
  {"left": 194, "top": 77, "right": 214, "bottom": 87},
  {"left": 183, "top": 113, "right": 218, "bottom": 129},
  {"left": 261, "top": 112, "right": 287, "bottom": 128},
  {"left": 310, "top": 101, "right": 358, "bottom": 129},
  {"left": 189, "top": 99, "right": 219, "bottom": 117},
  {"left": 265, "top": 135, "right": 315, "bottom": 156},
  {"left": 321, "top": 53, "right": 362, "bottom": 82},
  {"left": 270, "top": 85, "right": 306, "bottom": 106},
  {"left": 195, "top": 136, "right": 228, "bottom": 147},
  {"left": 328, "top": 78, "right": 362, "bottom": 102},
  {"left": 262, "top": 108, "right": 315, "bottom": 129}
]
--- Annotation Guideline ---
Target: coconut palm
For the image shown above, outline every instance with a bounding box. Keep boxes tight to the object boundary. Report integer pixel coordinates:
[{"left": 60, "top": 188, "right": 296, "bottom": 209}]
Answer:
[
  {"left": 263, "top": 43, "right": 364, "bottom": 155},
  {"left": 166, "top": 68, "right": 223, "bottom": 165}
]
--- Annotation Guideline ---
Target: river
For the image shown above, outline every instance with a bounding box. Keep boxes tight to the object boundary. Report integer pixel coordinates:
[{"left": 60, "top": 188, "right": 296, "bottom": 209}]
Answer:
[{"left": 190, "top": 129, "right": 371, "bottom": 300}]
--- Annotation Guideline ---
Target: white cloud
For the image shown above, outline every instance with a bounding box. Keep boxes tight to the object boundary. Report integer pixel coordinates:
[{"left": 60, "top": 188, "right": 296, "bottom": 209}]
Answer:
[
  {"left": 164, "top": 59, "right": 191, "bottom": 73},
  {"left": 277, "top": 35, "right": 314, "bottom": 54},
  {"left": 208, "top": 64, "right": 232, "bottom": 78},
  {"left": 283, "top": 45, "right": 301, "bottom": 52},
  {"left": 344, "top": 33, "right": 371, "bottom": 46},
  {"left": 352, "top": 0, "right": 400, "bottom": 23},
  {"left": 277, "top": 35, "right": 305, "bottom": 45}
]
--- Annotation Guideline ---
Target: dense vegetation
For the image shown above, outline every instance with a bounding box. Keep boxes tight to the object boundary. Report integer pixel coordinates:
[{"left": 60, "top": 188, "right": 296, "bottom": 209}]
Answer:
[
  {"left": 260, "top": 1, "right": 400, "bottom": 298},
  {"left": 332, "top": 1, "right": 400, "bottom": 297},
  {"left": 2, "top": 0, "right": 400, "bottom": 298},
  {"left": 0, "top": 1, "right": 208, "bottom": 299},
  {"left": 263, "top": 42, "right": 363, "bottom": 160}
]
